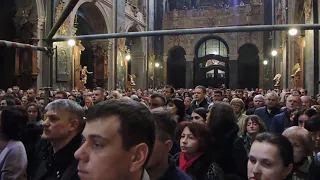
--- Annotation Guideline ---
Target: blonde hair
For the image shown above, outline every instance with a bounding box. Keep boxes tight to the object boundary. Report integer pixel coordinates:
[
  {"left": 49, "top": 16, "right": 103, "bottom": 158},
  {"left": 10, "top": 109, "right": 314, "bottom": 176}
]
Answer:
[
  {"left": 230, "top": 98, "right": 245, "bottom": 110},
  {"left": 282, "top": 126, "right": 313, "bottom": 155}
]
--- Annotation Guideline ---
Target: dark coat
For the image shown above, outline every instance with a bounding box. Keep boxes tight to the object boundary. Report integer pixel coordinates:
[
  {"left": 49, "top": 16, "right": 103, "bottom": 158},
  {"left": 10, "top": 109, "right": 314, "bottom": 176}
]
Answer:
[
  {"left": 190, "top": 99, "right": 210, "bottom": 111},
  {"left": 29, "top": 134, "right": 82, "bottom": 180},
  {"left": 254, "top": 106, "right": 281, "bottom": 130},
  {"left": 173, "top": 153, "right": 224, "bottom": 180},
  {"left": 158, "top": 158, "right": 192, "bottom": 180},
  {"left": 270, "top": 111, "right": 291, "bottom": 134},
  {"left": 212, "top": 123, "right": 248, "bottom": 180}
]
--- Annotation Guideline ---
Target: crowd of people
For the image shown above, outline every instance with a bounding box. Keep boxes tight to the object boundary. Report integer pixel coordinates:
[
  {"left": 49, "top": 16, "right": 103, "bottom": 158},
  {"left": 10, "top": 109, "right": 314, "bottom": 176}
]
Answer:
[{"left": 0, "top": 85, "right": 320, "bottom": 180}]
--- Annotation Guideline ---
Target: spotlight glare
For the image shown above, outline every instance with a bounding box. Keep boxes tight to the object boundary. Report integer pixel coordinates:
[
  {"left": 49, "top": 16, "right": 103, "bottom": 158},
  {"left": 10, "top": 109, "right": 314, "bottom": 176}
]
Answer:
[
  {"left": 271, "top": 50, "right": 278, "bottom": 56},
  {"left": 68, "top": 39, "right": 76, "bottom": 47},
  {"left": 289, "top": 28, "right": 298, "bottom": 36},
  {"left": 263, "top": 60, "right": 268, "bottom": 65}
]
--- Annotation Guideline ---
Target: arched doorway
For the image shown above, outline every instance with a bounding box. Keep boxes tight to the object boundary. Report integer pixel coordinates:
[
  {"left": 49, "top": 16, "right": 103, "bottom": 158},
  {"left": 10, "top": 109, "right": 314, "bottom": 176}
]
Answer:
[
  {"left": 126, "top": 26, "right": 144, "bottom": 89},
  {"left": 238, "top": 43, "right": 259, "bottom": 89},
  {"left": 76, "top": 2, "right": 108, "bottom": 89},
  {"left": 194, "top": 37, "right": 229, "bottom": 88},
  {"left": 167, "top": 46, "right": 186, "bottom": 88}
]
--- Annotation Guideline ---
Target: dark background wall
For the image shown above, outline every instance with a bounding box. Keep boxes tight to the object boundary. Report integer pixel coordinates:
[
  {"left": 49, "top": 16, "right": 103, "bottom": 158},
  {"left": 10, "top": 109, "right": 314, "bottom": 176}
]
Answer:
[{"left": 0, "top": 1, "right": 16, "bottom": 89}]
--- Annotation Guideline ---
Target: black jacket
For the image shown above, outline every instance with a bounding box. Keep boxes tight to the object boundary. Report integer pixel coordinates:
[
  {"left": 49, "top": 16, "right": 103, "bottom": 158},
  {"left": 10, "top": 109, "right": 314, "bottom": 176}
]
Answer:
[
  {"left": 29, "top": 134, "right": 82, "bottom": 180},
  {"left": 212, "top": 122, "right": 248, "bottom": 180},
  {"left": 173, "top": 152, "right": 224, "bottom": 180},
  {"left": 158, "top": 158, "right": 192, "bottom": 180}
]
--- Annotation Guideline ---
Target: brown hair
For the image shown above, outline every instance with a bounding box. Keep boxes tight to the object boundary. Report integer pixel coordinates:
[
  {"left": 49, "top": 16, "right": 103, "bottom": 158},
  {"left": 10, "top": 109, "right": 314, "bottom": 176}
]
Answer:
[
  {"left": 179, "top": 121, "right": 212, "bottom": 152},
  {"left": 243, "top": 115, "right": 267, "bottom": 135}
]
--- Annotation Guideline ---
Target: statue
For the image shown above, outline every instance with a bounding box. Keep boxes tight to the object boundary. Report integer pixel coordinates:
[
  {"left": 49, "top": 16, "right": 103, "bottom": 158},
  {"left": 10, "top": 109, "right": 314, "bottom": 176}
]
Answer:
[
  {"left": 80, "top": 66, "right": 93, "bottom": 84},
  {"left": 273, "top": 73, "right": 281, "bottom": 87},
  {"left": 291, "top": 62, "right": 301, "bottom": 88},
  {"left": 128, "top": 74, "right": 136, "bottom": 86}
]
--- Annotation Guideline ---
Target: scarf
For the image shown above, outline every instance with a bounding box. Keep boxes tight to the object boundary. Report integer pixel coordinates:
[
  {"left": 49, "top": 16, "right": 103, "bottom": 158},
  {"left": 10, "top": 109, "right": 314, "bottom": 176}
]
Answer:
[{"left": 179, "top": 152, "right": 203, "bottom": 172}]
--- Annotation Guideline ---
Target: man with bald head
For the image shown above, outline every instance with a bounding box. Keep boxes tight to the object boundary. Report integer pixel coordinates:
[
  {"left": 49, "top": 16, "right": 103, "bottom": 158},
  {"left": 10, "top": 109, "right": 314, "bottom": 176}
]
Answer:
[
  {"left": 301, "top": 96, "right": 312, "bottom": 108},
  {"left": 271, "top": 95, "right": 302, "bottom": 133}
]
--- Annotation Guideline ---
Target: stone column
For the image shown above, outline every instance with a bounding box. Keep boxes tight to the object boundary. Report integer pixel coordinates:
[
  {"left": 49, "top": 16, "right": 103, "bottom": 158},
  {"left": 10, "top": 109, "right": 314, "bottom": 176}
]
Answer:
[
  {"left": 229, "top": 54, "right": 238, "bottom": 89},
  {"left": 114, "top": 0, "right": 126, "bottom": 89},
  {"left": 131, "top": 53, "right": 145, "bottom": 89},
  {"left": 147, "top": 0, "right": 155, "bottom": 88},
  {"left": 106, "top": 41, "right": 114, "bottom": 90},
  {"left": 305, "top": 3, "right": 315, "bottom": 95},
  {"left": 185, "top": 55, "right": 194, "bottom": 88},
  {"left": 163, "top": 55, "right": 168, "bottom": 85}
]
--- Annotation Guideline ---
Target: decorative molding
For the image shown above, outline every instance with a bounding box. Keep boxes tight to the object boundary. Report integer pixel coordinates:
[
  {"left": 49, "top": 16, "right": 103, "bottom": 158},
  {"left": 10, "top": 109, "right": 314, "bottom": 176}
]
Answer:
[{"left": 304, "top": 0, "right": 313, "bottom": 23}]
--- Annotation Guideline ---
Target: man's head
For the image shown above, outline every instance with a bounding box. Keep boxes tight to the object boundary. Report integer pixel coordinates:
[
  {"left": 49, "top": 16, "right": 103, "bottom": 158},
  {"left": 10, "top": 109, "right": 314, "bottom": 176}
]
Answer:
[
  {"left": 149, "top": 93, "right": 166, "bottom": 109},
  {"left": 235, "top": 89, "right": 244, "bottom": 98},
  {"left": 42, "top": 99, "right": 85, "bottom": 142},
  {"left": 27, "top": 88, "right": 36, "bottom": 101},
  {"left": 193, "top": 86, "right": 206, "bottom": 102},
  {"left": 253, "top": 94, "right": 265, "bottom": 108},
  {"left": 265, "top": 92, "right": 279, "bottom": 108},
  {"left": 212, "top": 90, "right": 223, "bottom": 102},
  {"left": 286, "top": 95, "right": 302, "bottom": 111},
  {"left": 164, "top": 85, "right": 174, "bottom": 100},
  {"left": 55, "top": 91, "right": 68, "bottom": 100},
  {"left": 300, "top": 89, "right": 307, "bottom": 96},
  {"left": 301, "top": 96, "right": 312, "bottom": 108},
  {"left": 92, "top": 87, "right": 104, "bottom": 104},
  {"left": 74, "top": 99, "right": 156, "bottom": 180},
  {"left": 147, "top": 107, "right": 176, "bottom": 170}
]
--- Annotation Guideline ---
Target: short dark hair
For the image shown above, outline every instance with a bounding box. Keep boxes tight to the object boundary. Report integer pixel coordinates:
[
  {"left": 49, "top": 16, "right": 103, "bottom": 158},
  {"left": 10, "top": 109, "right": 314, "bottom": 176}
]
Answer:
[
  {"left": 93, "top": 87, "right": 104, "bottom": 94},
  {"left": 2, "top": 96, "right": 15, "bottom": 106},
  {"left": 56, "top": 91, "right": 67, "bottom": 99},
  {"left": 179, "top": 121, "right": 212, "bottom": 152},
  {"left": 150, "top": 93, "right": 166, "bottom": 105},
  {"left": 213, "top": 90, "right": 223, "bottom": 96},
  {"left": 1, "top": 107, "right": 28, "bottom": 140},
  {"left": 254, "top": 132, "right": 293, "bottom": 167},
  {"left": 165, "top": 85, "right": 174, "bottom": 94},
  {"left": 195, "top": 86, "right": 206, "bottom": 94},
  {"left": 151, "top": 107, "right": 177, "bottom": 141},
  {"left": 305, "top": 114, "right": 320, "bottom": 132},
  {"left": 86, "top": 99, "right": 155, "bottom": 167}
]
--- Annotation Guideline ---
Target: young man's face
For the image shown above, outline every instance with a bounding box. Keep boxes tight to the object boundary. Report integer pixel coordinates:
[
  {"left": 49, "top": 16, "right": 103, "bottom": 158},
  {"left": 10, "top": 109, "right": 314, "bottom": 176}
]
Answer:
[{"left": 75, "top": 116, "right": 148, "bottom": 180}]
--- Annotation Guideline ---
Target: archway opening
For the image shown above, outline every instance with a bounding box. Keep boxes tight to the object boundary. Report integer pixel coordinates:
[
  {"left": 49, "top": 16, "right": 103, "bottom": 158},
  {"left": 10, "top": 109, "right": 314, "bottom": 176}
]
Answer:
[
  {"left": 167, "top": 46, "right": 186, "bottom": 88},
  {"left": 76, "top": 2, "right": 108, "bottom": 89},
  {"left": 126, "top": 26, "right": 144, "bottom": 89},
  {"left": 195, "top": 37, "right": 229, "bottom": 88},
  {"left": 237, "top": 43, "right": 259, "bottom": 89}
]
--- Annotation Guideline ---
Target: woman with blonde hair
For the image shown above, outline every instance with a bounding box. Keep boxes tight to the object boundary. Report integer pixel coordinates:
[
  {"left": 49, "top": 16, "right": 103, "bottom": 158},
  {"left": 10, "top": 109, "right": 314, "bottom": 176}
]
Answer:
[{"left": 282, "top": 126, "right": 312, "bottom": 179}]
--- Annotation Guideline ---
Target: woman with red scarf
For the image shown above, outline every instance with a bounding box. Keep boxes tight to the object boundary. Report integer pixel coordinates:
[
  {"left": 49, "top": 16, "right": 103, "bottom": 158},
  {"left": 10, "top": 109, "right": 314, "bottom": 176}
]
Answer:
[{"left": 173, "top": 121, "right": 224, "bottom": 180}]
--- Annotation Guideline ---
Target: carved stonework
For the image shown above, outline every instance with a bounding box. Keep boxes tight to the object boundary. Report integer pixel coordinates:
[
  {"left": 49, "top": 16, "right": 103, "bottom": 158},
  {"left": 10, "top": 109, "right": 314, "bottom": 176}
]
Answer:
[
  {"left": 55, "top": 0, "right": 77, "bottom": 36},
  {"left": 14, "top": 5, "right": 34, "bottom": 43},
  {"left": 304, "top": 0, "right": 313, "bottom": 23}
]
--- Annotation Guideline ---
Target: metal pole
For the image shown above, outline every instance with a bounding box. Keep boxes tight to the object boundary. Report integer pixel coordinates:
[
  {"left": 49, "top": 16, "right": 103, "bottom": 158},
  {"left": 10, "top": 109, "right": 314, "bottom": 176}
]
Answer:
[
  {"left": 0, "top": 40, "right": 51, "bottom": 53},
  {"left": 46, "top": 0, "right": 80, "bottom": 40},
  {"left": 52, "top": 24, "right": 320, "bottom": 42}
]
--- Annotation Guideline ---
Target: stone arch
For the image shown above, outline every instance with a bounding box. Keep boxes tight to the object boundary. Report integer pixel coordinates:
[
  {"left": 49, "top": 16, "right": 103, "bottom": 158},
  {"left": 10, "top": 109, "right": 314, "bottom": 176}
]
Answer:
[
  {"left": 126, "top": 25, "right": 145, "bottom": 89},
  {"left": 237, "top": 43, "right": 260, "bottom": 89},
  {"left": 194, "top": 36, "right": 229, "bottom": 88},
  {"left": 167, "top": 46, "right": 187, "bottom": 88},
  {"left": 70, "top": 0, "right": 111, "bottom": 34},
  {"left": 70, "top": 1, "right": 110, "bottom": 89}
]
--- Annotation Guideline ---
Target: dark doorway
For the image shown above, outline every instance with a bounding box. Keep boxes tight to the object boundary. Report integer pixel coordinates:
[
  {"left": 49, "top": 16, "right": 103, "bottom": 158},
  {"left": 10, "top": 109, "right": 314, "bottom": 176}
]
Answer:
[
  {"left": 238, "top": 43, "right": 259, "bottom": 89},
  {"left": 194, "top": 37, "right": 229, "bottom": 88},
  {"left": 167, "top": 46, "right": 186, "bottom": 88}
]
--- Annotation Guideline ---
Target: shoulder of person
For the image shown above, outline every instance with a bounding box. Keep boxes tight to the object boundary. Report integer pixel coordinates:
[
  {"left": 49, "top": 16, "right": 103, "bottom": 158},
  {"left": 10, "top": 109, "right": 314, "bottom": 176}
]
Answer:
[{"left": 205, "top": 162, "right": 224, "bottom": 180}]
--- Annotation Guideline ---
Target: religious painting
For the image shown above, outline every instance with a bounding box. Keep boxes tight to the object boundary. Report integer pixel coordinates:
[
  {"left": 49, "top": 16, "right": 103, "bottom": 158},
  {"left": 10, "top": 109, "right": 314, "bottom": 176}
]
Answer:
[{"left": 54, "top": 42, "right": 71, "bottom": 82}]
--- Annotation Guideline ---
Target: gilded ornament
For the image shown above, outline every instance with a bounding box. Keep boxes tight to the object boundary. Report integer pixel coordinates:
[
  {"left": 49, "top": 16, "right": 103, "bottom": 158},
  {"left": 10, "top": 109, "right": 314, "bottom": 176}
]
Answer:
[{"left": 304, "top": 0, "right": 313, "bottom": 23}]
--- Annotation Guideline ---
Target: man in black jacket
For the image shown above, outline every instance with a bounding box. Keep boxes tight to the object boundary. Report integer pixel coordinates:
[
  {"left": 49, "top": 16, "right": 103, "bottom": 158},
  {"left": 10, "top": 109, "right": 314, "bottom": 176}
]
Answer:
[
  {"left": 30, "top": 99, "right": 85, "bottom": 180},
  {"left": 147, "top": 107, "right": 191, "bottom": 180}
]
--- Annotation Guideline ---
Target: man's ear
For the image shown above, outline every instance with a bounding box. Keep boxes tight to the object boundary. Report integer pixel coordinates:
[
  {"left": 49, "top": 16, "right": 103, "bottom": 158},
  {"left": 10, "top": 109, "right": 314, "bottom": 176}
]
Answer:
[
  {"left": 69, "top": 119, "right": 79, "bottom": 132},
  {"left": 129, "top": 143, "right": 149, "bottom": 172}
]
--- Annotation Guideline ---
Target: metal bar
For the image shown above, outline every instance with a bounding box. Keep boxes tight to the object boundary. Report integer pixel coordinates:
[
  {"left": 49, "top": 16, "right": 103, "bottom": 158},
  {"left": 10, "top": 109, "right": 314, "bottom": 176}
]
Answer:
[
  {"left": 46, "top": 0, "right": 80, "bottom": 40},
  {"left": 0, "top": 40, "right": 50, "bottom": 53},
  {"left": 53, "top": 24, "right": 320, "bottom": 42}
]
